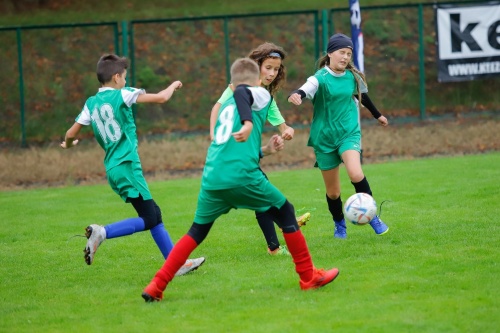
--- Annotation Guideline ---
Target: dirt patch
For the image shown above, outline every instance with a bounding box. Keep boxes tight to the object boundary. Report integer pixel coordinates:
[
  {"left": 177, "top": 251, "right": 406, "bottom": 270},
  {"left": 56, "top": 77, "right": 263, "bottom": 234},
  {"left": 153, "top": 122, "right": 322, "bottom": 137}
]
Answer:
[{"left": 1, "top": 116, "right": 499, "bottom": 191}]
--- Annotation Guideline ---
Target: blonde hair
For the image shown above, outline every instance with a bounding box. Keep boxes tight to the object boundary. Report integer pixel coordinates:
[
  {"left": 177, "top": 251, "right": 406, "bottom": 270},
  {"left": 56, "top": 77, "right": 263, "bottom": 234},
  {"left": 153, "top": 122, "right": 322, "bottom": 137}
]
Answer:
[
  {"left": 230, "top": 58, "right": 260, "bottom": 86},
  {"left": 317, "top": 54, "right": 366, "bottom": 101}
]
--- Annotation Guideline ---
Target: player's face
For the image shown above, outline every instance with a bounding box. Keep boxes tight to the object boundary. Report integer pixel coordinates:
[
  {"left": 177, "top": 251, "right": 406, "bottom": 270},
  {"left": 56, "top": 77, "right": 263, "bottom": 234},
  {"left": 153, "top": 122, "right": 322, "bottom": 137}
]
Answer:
[
  {"left": 115, "top": 70, "right": 127, "bottom": 88},
  {"left": 328, "top": 48, "right": 352, "bottom": 73},
  {"left": 260, "top": 57, "right": 281, "bottom": 87}
]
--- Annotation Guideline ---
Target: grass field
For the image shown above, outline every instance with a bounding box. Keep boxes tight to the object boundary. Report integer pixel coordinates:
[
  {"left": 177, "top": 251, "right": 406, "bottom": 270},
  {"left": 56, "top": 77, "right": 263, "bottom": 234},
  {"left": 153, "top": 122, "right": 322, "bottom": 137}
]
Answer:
[{"left": 1, "top": 153, "right": 499, "bottom": 332}]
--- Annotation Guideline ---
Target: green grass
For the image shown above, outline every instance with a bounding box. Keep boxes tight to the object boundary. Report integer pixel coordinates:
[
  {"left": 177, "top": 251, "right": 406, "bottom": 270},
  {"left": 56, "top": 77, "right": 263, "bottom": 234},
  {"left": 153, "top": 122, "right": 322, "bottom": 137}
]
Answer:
[{"left": 1, "top": 153, "right": 499, "bottom": 332}]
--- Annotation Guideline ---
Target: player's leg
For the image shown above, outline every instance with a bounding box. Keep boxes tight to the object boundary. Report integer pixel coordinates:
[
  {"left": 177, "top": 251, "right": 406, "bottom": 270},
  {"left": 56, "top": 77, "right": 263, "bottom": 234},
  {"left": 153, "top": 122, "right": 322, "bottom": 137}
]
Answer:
[
  {"left": 84, "top": 161, "right": 167, "bottom": 265},
  {"left": 142, "top": 188, "right": 226, "bottom": 302},
  {"left": 267, "top": 198, "right": 339, "bottom": 290},
  {"left": 342, "top": 149, "right": 389, "bottom": 235},
  {"left": 243, "top": 179, "right": 339, "bottom": 290},
  {"left": 84, "top": 196, "right": 155, "bottom": 265},
  {"left": 255, "top": 211, "right": 289, "bottom": 255},
  {"left": 129, "top": 197, "right": 174, "bottom": 258},
  {"left": 142, "top": 221, "right": 213, "bottom": 302},
  {"left": 254, "top": 167, "right": 288, "bottom": 255},
  {"left": 316, "top": 150, "right": 346, "bottom": 239}
]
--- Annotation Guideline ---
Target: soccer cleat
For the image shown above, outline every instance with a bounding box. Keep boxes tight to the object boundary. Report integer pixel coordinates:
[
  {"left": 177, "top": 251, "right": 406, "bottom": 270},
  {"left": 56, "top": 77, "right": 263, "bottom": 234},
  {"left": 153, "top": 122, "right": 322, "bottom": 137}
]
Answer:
[
  {"left": 369, "top": 215, "right": 389, "bottom": 235},
  {"left": 267, "top": 245, "right": 290, "bottom": 256},
  {"left": 297, "top": 212, "right": 311, "bottom": 227},
  {"left": 174, "top": 257, "right": 206, "bottom": 276},
  {"left": 84, "top": 224, "right": 106, "bottom": 265},
  {"left": 142, "top": 281, "right": 163, "bottom": 302},
  {"left": 334, "top": 219, "right": 347, "bottom": 239},
  {"left": 300, "top": 267, "right": 340, "bottom": 290}
]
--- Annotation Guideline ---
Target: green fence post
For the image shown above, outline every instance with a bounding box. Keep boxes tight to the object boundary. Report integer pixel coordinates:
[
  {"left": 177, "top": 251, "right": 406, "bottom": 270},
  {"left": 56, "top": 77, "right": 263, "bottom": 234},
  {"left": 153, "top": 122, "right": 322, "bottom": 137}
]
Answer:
[
  {"left": 16, "top": 28, "right": 27, "bottom": 148},
  {"left": 121, "top": 21, "right": 128, "bottom": 58},
  {"left": 418, "top": 4, "right": 426, "bottom": 119},
  {"left": 321, "top": 9, "right": 329, "bottom": 53},
  {"left": 129, "top": 23, "right": 135, "bottom": 87},
  {"left": 314, "top": 11, "right": 320, "bottom": 60},
  {"left": 224, "top": 17, "right": 230, "bottom": 84}
]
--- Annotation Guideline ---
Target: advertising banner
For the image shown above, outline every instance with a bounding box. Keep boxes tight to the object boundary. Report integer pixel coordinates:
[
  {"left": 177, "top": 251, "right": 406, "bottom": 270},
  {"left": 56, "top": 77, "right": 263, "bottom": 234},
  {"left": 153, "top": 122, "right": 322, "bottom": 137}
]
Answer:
[
  {"left": 349, "top": 0, "right": 364, "bottom": 73},
  {"left": 436, "top": 2, "right": 500, "bottom": 82}
]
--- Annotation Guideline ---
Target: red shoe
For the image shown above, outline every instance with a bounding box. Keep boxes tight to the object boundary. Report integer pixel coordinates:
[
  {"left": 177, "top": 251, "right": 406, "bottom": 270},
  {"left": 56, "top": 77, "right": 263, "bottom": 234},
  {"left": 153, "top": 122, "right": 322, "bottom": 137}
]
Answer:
[
  {"left": 142, "top": 281, "right": 163, "bottom": 302},
  {"left": 299, "top": 268, "right": 339, "bottom": 290}
]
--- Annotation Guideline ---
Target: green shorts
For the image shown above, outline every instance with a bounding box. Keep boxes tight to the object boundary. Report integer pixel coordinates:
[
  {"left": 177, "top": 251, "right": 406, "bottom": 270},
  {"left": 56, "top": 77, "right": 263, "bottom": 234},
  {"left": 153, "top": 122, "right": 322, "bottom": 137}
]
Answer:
[
  {"left": 107, "top": 161, "right": 152, "bottom": 202},
  {"left": 314, "top": 138, "right": 361, "bottom": 171},
  {"left": 194, "top": 177, "right": 287, "bottom": 224}
]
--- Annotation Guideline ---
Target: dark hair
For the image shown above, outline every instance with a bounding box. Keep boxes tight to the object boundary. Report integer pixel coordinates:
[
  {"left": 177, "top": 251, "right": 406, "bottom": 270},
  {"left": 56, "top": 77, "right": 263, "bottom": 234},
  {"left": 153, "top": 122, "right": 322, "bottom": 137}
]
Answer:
[
  {"left": 247, "top": 42, "right": 287, "bottom": 96},
  {"left": 96, "top": 54, "right": 128, "bottom": 85},
  {"left": 230, "top": 58, "right": 260, "bottom": 86},
  {"left": 317, "top": 53, "right": 366, "bottom": 102}
]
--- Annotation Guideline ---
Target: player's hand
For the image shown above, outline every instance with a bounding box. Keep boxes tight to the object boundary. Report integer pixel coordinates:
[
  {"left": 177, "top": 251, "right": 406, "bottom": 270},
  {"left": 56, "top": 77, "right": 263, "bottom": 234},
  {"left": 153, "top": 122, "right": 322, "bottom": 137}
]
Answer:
[
  {"left": 377, "top": 115, "right": 388, "bottom": 127},
  {"left": 60, "top": 139, "right": 79, "bottom": 149},
  {"left": 281, "top": 126, "right": 294, "bottom": 141},
  {"left": 288, "top": 93, "right": 302, "bottom": 106},
  {"left": 271, "top": 135, "right": 284, "bottom": 152},
  {"left": 232, "top": 121, "right": 253, "bottom": 142},
  {"left": 171, "top": 81, "right": 182, "bottom": 90}
]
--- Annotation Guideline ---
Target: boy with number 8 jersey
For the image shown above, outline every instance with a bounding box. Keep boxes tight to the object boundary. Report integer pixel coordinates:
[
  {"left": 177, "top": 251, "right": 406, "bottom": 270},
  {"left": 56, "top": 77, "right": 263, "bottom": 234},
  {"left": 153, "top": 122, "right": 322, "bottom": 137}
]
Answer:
[
  {"left": 61, "top": 54, "right": 205, "bottom": 276},
  {"left": 142, "top": 58, "right": 339, "bottom": 302}
]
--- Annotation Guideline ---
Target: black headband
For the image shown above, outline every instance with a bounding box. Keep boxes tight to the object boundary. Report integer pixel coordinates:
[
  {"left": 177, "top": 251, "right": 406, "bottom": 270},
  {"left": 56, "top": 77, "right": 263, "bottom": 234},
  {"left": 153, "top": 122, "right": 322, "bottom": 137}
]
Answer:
[{"left": 327, "top": 33, "right": 353, "bottom": 53}]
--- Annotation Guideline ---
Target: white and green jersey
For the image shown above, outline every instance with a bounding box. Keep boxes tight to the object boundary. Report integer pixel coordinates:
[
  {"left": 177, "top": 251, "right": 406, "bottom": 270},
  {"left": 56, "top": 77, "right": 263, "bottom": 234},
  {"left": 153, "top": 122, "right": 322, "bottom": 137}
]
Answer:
[
  {"left": 202, "top": 86, "right": 271, "bottom": 190},
  {"left": 217, "top": 86, "right": 284, "bottom": 126},
  {"left": 75, "top": 87, "right": 145, "bottom": 171},
  {"left": 298, "top": 66, "right": 367, "bottom": 153}
]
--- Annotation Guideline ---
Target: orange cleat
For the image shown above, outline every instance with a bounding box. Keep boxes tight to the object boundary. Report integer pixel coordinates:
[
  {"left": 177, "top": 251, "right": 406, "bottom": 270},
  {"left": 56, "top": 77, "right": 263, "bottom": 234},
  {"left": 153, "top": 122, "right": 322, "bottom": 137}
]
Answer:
[
  {"left": 142, "top": 281, "right": 163, "bottom": 302},
  {"left": 299, "top": 268, "right": 339, "bottom": 290}
]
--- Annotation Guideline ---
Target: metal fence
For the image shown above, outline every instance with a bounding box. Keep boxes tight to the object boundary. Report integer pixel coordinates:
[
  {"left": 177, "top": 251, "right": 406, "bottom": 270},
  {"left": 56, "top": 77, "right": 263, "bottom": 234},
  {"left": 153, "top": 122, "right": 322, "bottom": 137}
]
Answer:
[{"left": 1, "top": 1, "right": 497, "bottom": 146}]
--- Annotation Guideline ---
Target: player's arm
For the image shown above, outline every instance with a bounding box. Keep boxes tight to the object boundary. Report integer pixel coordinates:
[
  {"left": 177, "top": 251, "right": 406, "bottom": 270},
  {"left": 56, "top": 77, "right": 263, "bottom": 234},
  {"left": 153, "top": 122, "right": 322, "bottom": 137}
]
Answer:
[
  {"left": 260, "top": 134, "right": 284, "bottom": 157},
  {"left": 278, "top": 122, "right": 294, "bottom": 140},
  {"left": 231, "top": 85, "right": 254, "bottom": 142},
  {"left": 136, "top": 80, "right": 182, "bottom": 104},
  {"left": 355, "top": 93, "right": 388, "bottom": 126},
  {"left": 209, "top": 103, "right": 221, "bottom": 141},
  {"left": 61, "top": 122, "right": 83, "bottom": 149},
  {"left": 288, "top": 76, "right": 318, "bottom": 105},
  {"left": 267, "top": 100, "right": 294, "bottom": 140}
]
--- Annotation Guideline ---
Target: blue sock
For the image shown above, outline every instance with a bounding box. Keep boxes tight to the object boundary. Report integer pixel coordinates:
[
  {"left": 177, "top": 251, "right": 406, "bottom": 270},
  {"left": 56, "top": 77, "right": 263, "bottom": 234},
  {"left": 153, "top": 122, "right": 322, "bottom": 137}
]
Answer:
[
  {"left": 104, "top": 217, "right": 145, "bottom": 239},
  {"left": 150, "top": 223, "right": 174, "bottom": 259}
]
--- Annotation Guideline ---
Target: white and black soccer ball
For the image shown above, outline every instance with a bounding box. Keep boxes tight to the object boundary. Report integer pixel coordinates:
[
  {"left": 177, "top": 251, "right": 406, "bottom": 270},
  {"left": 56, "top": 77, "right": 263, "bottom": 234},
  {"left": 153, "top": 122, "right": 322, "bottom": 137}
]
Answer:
[{"left": 344, "top": 193, "right": 377, "bottom": 225}]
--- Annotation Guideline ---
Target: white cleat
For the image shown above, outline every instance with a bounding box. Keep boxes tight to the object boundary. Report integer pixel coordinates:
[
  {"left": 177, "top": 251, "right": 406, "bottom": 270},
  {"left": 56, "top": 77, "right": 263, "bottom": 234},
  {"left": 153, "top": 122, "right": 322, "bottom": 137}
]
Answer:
[
  {"left": 175, "top": 257, "right": 206, "bottom": 276},
  {"left": 84, "top": 224, "right": 106, "bottom": 265}
]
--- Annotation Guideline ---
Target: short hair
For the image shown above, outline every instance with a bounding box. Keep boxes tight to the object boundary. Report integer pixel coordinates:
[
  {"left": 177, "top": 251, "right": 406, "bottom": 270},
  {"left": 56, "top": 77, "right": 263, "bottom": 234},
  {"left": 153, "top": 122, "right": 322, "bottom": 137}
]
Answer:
[
  {"left": 230, "top": 58, "right": 260, "bottom": 86},
  {"left": 96, "top": 54, "right": 128, "bottom": 85}
]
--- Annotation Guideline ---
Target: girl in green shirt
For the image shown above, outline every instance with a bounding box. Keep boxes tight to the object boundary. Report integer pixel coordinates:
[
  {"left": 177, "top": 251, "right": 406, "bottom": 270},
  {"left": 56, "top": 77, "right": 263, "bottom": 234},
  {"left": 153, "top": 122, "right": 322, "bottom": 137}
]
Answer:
[{"left": 288, "top": 33, "right": 389, "bottom": 239}]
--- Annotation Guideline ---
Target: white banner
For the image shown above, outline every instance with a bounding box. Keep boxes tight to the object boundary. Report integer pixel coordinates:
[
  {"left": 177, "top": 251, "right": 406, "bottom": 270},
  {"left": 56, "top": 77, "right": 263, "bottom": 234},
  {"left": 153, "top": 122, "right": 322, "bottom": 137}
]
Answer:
[{"left": 436, "top": 2, "right": 500, "bottom": 82}]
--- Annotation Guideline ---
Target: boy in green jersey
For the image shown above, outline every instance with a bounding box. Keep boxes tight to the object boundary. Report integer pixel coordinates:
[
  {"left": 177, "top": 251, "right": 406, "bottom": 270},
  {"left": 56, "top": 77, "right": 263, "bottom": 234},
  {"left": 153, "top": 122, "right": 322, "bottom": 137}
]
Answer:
[
  {"left": 142, "top": 58, "right": 339, "bottom": 302},
  {"left": 288, "top": 33, "right": 389, "bottom": 239},
  {"left": 61, "top": 54, "right": 204, "bottom": 276},
  {"left": 210, "top": 42, "right": 310, "bottom": 256}
]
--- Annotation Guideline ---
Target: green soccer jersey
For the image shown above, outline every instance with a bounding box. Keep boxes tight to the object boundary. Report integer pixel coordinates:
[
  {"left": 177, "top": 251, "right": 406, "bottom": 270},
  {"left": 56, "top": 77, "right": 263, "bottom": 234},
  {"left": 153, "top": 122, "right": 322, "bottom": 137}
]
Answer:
[
  {"left": 75, "top": 87, "right": 145, "bottom": 171},
  {"left": 217, "top": 86, "right": 284, "bottom": 126},
  {"left": 203, "top": 86, "right": 271, "bottom": 190},
  {"left": 307, "top": 68, "right": 361, "bottom": 153}
]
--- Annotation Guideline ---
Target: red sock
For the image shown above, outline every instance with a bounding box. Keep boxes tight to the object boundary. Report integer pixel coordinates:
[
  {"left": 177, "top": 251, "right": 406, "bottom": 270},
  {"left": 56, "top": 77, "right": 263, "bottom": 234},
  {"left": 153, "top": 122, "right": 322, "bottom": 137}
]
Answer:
[
  {"left": 153, "top": 234, "right": 198, "bottom": 290},
  {"left": 282, "top": 230, "right": 314, "bottom": 282}
]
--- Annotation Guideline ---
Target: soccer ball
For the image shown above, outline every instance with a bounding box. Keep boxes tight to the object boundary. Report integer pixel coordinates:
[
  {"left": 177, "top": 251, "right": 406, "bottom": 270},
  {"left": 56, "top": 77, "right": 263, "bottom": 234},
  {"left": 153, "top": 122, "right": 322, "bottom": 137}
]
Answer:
[{"left": 344, "top": 193, "right": 377, "bottom": 225}]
